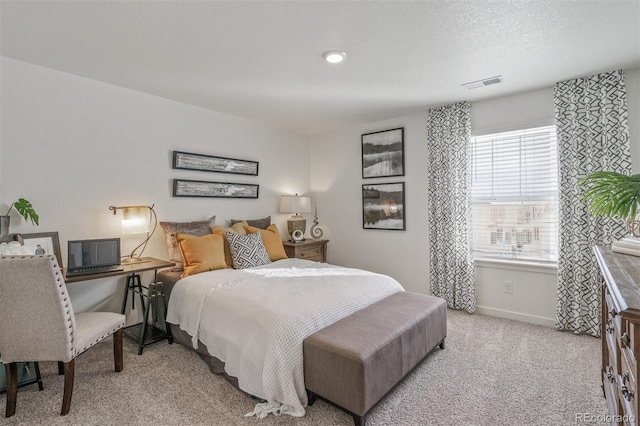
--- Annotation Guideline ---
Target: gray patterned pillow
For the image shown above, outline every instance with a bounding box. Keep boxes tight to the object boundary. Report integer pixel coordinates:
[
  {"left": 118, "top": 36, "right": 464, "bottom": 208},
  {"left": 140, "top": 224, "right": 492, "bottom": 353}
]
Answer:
[
  {"left": 225, "top": 231, "right": 271, "bottom": 269},
  {"left": 160, "top": 216, "right": 216, "bottom": 269}
]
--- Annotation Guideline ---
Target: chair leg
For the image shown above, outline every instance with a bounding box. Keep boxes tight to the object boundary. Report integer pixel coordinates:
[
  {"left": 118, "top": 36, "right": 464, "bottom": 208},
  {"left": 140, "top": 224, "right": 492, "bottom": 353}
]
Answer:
[
  {"left": 4, "top": 363, "right": 18, "bottom": 418},
  {"left": 114, "top": 328, "right": 123, "bottom": 372},
  {"left": 61, "top": 359, "right": 75, "bottom": 416},
  {"left": 57, "top": 361, "right": 64, "bottom": 375}
]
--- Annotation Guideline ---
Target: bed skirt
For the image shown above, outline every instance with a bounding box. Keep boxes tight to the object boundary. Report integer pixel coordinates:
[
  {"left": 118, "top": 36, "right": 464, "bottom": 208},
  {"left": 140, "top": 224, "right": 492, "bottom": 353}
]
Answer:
[{"left": 160, "top": 269, "right": 257, "bottom": 398}]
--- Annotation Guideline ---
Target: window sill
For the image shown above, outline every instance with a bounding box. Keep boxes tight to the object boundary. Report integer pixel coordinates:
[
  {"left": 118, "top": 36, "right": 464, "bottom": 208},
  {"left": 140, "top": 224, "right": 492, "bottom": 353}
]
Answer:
[{"left": 473, "top": 257, "right": 557, "bottom": 274}]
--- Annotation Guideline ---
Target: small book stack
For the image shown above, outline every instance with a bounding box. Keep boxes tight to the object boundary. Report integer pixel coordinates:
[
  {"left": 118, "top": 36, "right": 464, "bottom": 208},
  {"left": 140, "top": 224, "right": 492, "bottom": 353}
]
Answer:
[{"left": 611, "top": 237, "right": 640, "bottom": 257}]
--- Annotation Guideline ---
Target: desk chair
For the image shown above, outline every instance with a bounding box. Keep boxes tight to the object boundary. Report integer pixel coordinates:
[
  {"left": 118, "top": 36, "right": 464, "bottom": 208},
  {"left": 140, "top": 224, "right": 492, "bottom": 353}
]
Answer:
[{"left": 0, "top": 255, "right": 126, "bottom": 417}]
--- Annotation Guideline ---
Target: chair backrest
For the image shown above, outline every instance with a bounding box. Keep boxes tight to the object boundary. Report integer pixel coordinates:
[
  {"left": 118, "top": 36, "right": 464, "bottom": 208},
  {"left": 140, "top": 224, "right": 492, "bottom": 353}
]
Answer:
[{"left": 0, "top": 255, "right": 77, "bottom": 363}]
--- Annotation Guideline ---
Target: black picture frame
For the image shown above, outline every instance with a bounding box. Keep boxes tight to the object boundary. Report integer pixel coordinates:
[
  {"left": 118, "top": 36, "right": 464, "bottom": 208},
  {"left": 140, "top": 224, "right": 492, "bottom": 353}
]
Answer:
[
  {"left": 362, "top": 127, "right": 405, "bottom": 178},
  {"left": 17, "top": 231, "right": 64, "bottom": 267},
  {"left": 0, "top": 360, "right": 41, "bottom": 394},
  {"left": 362, "top": 182, "right": 406, "bottom": 230},
  {"left": 173, "top": 151, "right": 259, "bottom": 176},
  {"left": 173, "top": 179, "right": 259, "bottom": 199}
]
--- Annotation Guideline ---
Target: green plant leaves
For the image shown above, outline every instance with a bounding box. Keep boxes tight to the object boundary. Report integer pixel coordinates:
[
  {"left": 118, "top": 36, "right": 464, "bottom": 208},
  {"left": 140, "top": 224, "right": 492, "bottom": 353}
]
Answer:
[
  {"left": 579, "top": 171, "right": 640, "bottom": 222},
  {"left": 12, "top": 198, "right": 39, "bottom": 226}
]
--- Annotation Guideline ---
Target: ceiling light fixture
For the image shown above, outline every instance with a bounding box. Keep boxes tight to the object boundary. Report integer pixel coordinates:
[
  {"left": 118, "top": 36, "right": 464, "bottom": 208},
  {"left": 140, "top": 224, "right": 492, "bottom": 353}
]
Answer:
[{"left": 323, "top": 50, "right": 346, "bottom": 64}]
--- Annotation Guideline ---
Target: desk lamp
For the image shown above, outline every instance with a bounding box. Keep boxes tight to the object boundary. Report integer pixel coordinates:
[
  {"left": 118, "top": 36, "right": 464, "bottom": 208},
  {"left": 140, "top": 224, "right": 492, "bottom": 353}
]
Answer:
[{"left": 108, "top": 204, "right": 157, "bottom": 263}]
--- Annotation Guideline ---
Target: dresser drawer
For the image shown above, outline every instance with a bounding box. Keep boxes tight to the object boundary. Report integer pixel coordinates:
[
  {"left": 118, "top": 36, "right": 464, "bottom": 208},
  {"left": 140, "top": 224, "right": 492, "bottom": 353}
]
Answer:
[
  {"left": 618, "top": 363, "right": 637, "bottom": 424},
  {"left": 603, "top": 362, "right": 620, "bottom": 418},
  {"left": 619, "top": 320, "right": 636, "bottom": 380},
  {"left": 606, "top": 290, "right": 623, "bottom": 337},
  {"left": 296, "top": 246, "right": 324, "bottom": 261},
  {"left": 283, "top": 240, "right": 328, "bottom": 263}
]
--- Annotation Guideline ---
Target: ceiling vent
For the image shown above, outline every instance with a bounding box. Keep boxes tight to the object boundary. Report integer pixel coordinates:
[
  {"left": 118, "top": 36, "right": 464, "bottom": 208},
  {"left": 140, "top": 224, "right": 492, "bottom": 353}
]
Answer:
[{"left": 462, "top": 75, "right": 503, "bottom": 90}]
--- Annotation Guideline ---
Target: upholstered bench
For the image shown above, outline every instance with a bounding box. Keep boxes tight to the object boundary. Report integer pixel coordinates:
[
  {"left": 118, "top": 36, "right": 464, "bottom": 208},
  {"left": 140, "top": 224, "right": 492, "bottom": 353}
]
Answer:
[{"left": 303, "top": 291, "right": 446, "bottom": 426}]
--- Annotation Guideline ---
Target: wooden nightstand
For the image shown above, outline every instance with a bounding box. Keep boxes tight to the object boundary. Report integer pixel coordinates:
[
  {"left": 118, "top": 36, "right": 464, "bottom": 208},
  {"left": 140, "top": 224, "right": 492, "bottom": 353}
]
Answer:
[{"left": 283, "top": 239, "right": 329, "bottom": 263}]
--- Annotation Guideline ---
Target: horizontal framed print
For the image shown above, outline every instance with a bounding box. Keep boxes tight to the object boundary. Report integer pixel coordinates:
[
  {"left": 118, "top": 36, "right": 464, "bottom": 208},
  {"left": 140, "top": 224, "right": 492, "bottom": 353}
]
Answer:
[
  {"left": 173, "top": 179, "right": 259, "bottom": 199},
  {"left": 362, "top": 127, "right": 404, "bottom": 178},
  {"left": 17, "top": 231, "right": 63, "bottom": 267},
  {"left": 362, "top": 182, "right": 406, "bottom": 230},
  {"left": 173, "top": 151, "right": 259, "bottom": 176}
]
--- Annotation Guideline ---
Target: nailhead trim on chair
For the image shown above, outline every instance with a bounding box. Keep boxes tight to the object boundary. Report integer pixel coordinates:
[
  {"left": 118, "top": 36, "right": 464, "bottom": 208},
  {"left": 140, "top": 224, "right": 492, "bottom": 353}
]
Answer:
[
  {"left": 45, "top": 255, "right": 76, "bottom": 356},
  {"left": 75, "top": 323, "right": 126, "bottom": 356}
]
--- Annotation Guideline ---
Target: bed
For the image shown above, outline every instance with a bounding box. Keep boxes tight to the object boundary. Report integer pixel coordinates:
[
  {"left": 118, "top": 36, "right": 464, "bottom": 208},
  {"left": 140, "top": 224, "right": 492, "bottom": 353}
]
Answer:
[{"left": 161, "top": 258, "right": 404, "bottom": 418}]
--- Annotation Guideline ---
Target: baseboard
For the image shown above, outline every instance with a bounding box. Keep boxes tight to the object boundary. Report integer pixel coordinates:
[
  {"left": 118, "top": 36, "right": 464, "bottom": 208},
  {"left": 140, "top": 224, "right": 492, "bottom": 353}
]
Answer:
[{"left": 475, "top": 305, "right": 555, "bottom": 328}]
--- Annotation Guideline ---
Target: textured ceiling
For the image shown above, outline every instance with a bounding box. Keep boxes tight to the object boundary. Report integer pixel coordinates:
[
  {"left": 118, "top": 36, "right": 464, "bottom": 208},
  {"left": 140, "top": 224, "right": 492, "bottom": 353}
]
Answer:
[{"left": 1, "top": 1, "right": 639, "bottom": 136}]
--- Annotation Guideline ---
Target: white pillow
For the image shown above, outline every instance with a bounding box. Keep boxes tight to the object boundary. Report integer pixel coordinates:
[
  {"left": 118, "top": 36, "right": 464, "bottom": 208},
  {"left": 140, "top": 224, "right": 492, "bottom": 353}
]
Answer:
[{"left": 225, "top": 231, "right": 271, "bottom": 269}]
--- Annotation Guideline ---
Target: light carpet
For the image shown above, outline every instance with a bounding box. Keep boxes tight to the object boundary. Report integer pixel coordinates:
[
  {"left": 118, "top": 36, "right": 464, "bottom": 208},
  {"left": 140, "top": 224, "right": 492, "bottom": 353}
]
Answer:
[{"left": 1, "top": 309, "right": 606, "bottom": 425}]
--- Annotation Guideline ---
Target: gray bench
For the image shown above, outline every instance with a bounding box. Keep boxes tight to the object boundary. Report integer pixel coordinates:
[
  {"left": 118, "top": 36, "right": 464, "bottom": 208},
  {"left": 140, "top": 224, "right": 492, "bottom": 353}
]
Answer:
[{"left": 303, "top": 291, "right": 447, "bottom": 426}]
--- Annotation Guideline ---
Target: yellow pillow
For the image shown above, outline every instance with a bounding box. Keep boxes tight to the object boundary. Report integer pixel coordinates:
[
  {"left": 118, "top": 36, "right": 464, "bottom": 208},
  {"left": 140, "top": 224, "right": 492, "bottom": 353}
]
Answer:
[
  {"left": 211, "top": 222, "right": 248, "bottom": 268},
  {"left": 176, "top": 233, "right": 227, "bottom": 277},
  {"left": 244, "top": 224, "right": 288, "bottom": 261}
]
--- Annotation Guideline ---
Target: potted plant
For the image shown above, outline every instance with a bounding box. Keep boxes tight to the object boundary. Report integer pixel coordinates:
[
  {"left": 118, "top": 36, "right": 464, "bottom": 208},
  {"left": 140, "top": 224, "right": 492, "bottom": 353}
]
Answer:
[
  {"left": 579, "top": 171, "right": 640, "bottom": 237},
  {"left": 1, "top": 198, "right": 39, "bottom": 241}
]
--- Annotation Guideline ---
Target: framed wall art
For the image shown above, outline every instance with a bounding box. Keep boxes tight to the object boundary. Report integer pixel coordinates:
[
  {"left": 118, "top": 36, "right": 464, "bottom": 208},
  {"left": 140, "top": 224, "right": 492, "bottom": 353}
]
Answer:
[
  {"left": 362, "top": 127, "right": 405, "bottom": 178},
  {"left": 173, "top": 179, "right": 259, "bottom": 199},
  {"left": 173, "top": 151, "right": 259, "bottom": 176},
  {"left": 362, "top": 182, "right": 406, "bottom": 230},
  {"left": 17, "top": 231, "right": 63, "bottom": 267}
]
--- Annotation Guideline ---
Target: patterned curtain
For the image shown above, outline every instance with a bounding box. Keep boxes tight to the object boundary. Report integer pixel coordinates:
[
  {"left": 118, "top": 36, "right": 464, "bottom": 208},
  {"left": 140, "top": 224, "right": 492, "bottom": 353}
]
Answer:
[
  {"left": 555, "top": 69, "right": 632, "bottom": 336},
  {"left": 427, "top": 101, "right": 475, "bottom": 313}
]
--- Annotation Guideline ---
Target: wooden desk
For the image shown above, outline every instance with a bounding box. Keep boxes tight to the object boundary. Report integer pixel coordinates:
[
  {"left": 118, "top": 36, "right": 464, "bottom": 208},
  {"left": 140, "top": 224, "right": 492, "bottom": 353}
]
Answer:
[
  {"left": 64, "top": 257, "right": 176, "bottom": 355},
  {"left": 64, "top": 257, "right": 175, "bottom": 283}
]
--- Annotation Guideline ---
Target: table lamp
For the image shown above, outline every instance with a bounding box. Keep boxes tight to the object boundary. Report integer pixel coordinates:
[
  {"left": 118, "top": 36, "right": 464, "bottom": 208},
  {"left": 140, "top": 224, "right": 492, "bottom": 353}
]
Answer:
[
  {"left": 280, "top": 195, "right": 311, "bottom": 242},
  {"left": 109, "top": 204, "right": 157, "bottom": 263}
]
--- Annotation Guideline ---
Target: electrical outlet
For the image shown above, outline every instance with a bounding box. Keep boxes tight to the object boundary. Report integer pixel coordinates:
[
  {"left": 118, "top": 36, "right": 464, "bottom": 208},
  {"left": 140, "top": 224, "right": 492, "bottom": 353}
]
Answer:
[{"left": 504, "top": 281, "right": 513, "bottom": 294}]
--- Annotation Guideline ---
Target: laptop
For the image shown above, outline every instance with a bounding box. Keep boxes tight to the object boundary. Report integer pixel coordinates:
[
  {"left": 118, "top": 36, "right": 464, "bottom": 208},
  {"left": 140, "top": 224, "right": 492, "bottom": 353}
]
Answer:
[{"left": 66, "top": 238, "right": 124, "bottom": 277}]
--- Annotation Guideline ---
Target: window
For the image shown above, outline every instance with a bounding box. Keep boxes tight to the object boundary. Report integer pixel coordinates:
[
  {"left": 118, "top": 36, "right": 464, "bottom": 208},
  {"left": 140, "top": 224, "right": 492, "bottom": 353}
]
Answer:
[{"left": 471, "top": 125, "right": 558, "bottom": 263}]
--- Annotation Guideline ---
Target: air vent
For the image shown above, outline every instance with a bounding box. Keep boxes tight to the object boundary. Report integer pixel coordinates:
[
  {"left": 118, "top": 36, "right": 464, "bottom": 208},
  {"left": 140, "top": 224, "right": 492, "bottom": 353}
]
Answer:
[{"left": 462, "top": 75, "right": 503, "bottom": 90}]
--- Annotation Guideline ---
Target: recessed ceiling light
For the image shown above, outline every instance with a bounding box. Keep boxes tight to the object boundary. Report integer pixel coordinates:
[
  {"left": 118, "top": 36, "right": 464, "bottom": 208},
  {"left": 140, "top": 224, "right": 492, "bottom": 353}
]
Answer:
[{"left": 323, "top": 50, "right": 346, "bottom": 64}]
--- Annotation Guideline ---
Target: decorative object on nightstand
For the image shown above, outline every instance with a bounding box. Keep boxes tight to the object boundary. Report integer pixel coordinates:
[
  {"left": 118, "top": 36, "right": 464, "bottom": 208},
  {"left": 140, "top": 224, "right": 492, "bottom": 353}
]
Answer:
[
  {"left": 283, "top": 239, "right": 328, "bottom": 262},
  {"left": 280, "top": 194, "right": 311, "bottom": 241},
  {"left": 109, "top": 204, "right": 157, "bottom": 263},
  {"left": 1, "top": 198, "right": 39, "bottom": 243},
  {"left": 310, "top": 202, "right": 324, "bottom": 240}
]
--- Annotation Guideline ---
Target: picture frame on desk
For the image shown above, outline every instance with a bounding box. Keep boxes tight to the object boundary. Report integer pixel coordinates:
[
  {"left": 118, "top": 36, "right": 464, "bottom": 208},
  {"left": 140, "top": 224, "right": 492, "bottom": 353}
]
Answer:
[
  {"left": 0, "top": 359, "right": 41, "bottom": 394},
  {"left": 17, "top": 232, "right": 63, "bottom": 267}
]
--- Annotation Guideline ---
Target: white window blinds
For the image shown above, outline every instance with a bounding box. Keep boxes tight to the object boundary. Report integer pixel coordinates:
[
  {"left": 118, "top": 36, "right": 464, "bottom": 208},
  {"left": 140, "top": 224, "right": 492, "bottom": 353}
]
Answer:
[{"left": 471, "top": 125, "right": 558, "bottom": 262}]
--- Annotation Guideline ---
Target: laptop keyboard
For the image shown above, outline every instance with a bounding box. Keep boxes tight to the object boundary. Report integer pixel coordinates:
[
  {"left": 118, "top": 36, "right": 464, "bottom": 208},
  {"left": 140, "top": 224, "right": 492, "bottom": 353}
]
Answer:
[{"left": 66, "top": 265, "right": 125, "bottom": 277}]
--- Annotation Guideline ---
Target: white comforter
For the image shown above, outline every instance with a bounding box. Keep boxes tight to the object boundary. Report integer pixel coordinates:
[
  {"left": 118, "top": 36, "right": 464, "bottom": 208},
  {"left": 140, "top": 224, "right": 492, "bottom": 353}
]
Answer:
[{"left": 166, "top": 258, "right": 403, "bottom": 418}]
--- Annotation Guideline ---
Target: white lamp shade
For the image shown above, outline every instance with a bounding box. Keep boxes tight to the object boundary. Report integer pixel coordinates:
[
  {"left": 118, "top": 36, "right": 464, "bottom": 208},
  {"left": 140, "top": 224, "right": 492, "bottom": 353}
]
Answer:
[
  {"left": 280, "top": 196, "right": 312, "bottom": 214},
  {"left": 121, "top": 206, "right": 149, "bottom": 234}
]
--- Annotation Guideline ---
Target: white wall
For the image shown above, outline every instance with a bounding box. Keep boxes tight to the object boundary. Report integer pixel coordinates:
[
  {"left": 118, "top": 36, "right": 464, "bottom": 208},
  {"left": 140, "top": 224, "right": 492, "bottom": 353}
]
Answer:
[
  {"left": 311, "top": 67, "right": 640, "bottom": 327},
  {"left": 310, "top": 112, "right": 429, "bottom": 294},
  {"left": 0, "top": 57, "right": 311, "bottom": 315}
]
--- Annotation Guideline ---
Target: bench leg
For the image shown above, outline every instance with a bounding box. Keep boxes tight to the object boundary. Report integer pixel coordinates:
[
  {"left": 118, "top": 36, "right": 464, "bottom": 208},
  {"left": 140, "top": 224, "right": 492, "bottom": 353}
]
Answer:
[
  {"left": 354, "top": 413, "right": 366, "bottom": 426},
  {"left": 307, "top": 390, "right": 317, "bottom": 406},
  {"left": 439, "top": 339, "right": 446, "bottom": 350}
]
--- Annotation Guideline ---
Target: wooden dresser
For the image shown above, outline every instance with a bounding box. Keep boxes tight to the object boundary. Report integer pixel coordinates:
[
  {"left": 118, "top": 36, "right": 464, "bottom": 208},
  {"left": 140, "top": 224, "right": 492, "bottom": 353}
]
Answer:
[{"left": 595, "top": 246, "right": 640, "bottom": 425}]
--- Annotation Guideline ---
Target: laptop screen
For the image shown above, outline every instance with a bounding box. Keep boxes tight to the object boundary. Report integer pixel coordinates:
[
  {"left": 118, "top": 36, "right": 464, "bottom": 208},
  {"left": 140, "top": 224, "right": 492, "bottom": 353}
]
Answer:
[{"left": 67, "top": 238, "right": 121, "bottom": 270}]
